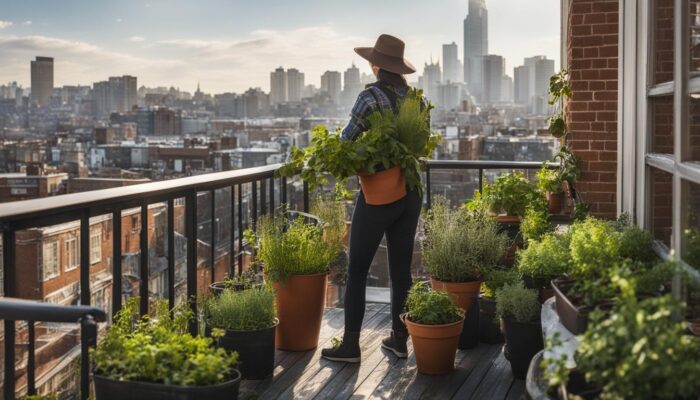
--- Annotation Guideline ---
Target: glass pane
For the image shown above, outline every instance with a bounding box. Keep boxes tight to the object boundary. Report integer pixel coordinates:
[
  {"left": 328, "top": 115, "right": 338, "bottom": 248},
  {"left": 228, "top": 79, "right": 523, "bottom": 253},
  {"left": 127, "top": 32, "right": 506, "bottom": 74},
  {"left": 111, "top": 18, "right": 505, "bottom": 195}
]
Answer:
[
  {"left": 689, "top": 94, "right": 700, "bottom": 161},
  {"left": 691, "top": 0, "right": 700, "bottom": 75},
  {"left": 654, "top": 0, "right": 675, "bottom": 84},
  {"left": 650, "top": 96, "right": 675, "bottom": 154},
  {"left": 650, "top": 168, "right": 674, "bottom": 247},
  {"left": 684, "top": 180, "right": 700, "bottom": 269}
]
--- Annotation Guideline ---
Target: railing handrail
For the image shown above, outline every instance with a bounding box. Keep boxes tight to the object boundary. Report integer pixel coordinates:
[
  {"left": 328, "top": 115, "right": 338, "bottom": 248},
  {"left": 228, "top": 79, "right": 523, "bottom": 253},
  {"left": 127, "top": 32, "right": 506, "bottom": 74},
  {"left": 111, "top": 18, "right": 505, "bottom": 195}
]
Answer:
[
  {"left": 0, "top": 160, "right": 554, "bottom": 224},
  {"left": 0, "top": 297, "right": 106, "bottom": 323}
]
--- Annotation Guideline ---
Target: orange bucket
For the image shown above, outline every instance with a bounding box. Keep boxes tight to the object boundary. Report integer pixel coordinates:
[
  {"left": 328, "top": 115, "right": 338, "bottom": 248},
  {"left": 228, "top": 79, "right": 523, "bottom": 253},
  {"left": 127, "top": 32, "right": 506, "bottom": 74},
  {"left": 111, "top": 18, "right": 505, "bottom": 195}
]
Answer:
[
  {"left": 358, "top": 166, "right": 406, "bottom": 205},
  {"left": 274, "top": 272, "right": 328, "bottom": 351}
]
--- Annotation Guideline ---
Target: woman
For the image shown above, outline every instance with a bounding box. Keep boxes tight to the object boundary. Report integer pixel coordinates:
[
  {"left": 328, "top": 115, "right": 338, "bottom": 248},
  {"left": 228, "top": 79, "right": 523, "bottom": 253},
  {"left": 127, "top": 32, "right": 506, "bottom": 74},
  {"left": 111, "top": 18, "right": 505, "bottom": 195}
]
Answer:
[{"left": 321, "top": 34, "right": 428, "bottom": 363}]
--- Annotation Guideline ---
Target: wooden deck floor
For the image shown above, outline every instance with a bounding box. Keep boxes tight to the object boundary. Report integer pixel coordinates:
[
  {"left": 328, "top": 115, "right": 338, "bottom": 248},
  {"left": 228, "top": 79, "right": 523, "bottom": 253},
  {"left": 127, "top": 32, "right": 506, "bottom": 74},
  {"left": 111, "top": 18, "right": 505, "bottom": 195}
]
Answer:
[{"left": 239, "top": 303, "right": 526, "bottom": 400}]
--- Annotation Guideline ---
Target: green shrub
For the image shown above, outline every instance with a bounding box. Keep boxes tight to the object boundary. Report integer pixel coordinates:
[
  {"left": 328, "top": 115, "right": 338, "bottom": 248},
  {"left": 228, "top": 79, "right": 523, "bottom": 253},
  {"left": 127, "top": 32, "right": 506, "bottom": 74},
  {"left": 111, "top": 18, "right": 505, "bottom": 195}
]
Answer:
[
  {"left": 575, "top": 278, "right": 700, "bottom": 399},
  {"left": 405, "top": 281, "right": 464, "bottom": 325},
  {"left": 423, "top": 196, "right": 510, "bottom": 282},
  {"left": 633, "top": 260, "right": 676, "bottom": 296},
  {"left": 468, "top": 172, "right": 537, "bottom": 217},
  {"left": 618, "top": 225, "right": 658, "bottom": 265},
  {"left": 495, "top": 282, "right": 540, "bottom": 323},
  {"left": 536, "top": 166, "right": 563, "bottom": 193},
  {"left": 93, "top": 298, "right": 238, "bottom": 386},
  {"left": 569, "top": 217, "right": 620, "bottom": 281},
  {"left": 481, "top": 267, "right": 520, "bottom": 298},
  {"left": 517, "top": 233, "right": 570, "bottom": 281},
  {"left": 256, "top": 214, "right": 335, "bottom": 284},
  {"left": 684, "top": 227, "right": 700, "bottom": 269},
  {"left": 205, "top": 286, "right": 276, "bottom": 331},
  {"left": 521, "top": 206, "right": 553, "bottom": 242}
]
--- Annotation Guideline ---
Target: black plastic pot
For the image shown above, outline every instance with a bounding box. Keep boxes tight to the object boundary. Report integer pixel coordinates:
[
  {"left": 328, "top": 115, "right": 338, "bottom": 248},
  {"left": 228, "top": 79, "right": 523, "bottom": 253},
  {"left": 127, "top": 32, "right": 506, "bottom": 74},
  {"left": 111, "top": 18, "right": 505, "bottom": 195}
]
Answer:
[
  {"left": 523, "top": 275, "right": 555, "bottom": 304},
  {"left": 207, "top": 320, "right": 278, "bottom": 380},
  {"left": 551, "top": 279, "right": 589, "bottom": 335},
  {"left": 458, "top": 300, "right": 479, "bottom": 349},
  {"left": 209, "top": 282, "right": 246, "bottom": 297},
  {"left": 93, "top": 370, "right": 241, "bottom": 400},
  {"left": 501, "top": 316, "right": 544, "bottom": 380},
  {"left": 477, "top": 295, "right": 504, "bottom": 344}
]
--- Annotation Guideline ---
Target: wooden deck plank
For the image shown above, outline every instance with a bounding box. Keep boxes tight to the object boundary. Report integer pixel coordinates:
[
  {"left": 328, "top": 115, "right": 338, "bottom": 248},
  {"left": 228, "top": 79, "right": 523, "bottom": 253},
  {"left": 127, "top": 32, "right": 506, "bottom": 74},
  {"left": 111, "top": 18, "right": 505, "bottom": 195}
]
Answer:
[
  {"left": 466, "top": 351, "right": 513, "bottom": 400},
  {"left": 450, "top": 345, "right": 505, "bottom": 399},
  {"left": 258, "top": 303, "right": 384, "bottom": 400},
  {"left": 505, "top": 378, "right": 526, "bottom": 400},
  {"left": 366, "top": 343, "right": 418, "bottom": 400},
  {"left": 277, "top": 306, "right": 390, "bottom": 399}
]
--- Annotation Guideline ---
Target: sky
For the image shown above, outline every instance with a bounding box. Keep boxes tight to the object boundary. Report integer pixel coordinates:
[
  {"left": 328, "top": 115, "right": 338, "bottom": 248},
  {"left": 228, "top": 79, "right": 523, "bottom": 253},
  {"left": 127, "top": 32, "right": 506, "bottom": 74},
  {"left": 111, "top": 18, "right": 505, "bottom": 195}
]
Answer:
[{"left": 0, "top": 0, "right": 561, "bottom": 94}]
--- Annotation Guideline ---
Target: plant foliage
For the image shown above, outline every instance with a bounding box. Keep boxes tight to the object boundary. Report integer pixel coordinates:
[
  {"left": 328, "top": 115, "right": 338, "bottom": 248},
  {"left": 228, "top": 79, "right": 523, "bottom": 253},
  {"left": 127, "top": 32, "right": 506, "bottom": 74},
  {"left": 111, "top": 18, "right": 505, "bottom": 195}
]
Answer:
[
  {"left": 481, "top": 267, "right": 520, "bottom": 299},
  {"left": 521, "top": 206, "right": 553, "bottom": 242},
  {"left": 205, "top": 286, "right": 277, "bottom": 331},
  {"left": 405, "top": 281, "right": 464, "bottom": 325},
  {"left": 467, "top": 172, "right": 537, "bottom": 218},
  {"left": 278, "top": 89, "right": 441, "bottom": 197},
  {"left": 93, "top": 298, "right": 238, "bottom": 387},
  {"left": 517, "top": 233, "right": 570, "bottom": 281},
  {"left": 495, "top": 282, "right": 540, "bottom": 323},
  {"left": 422, "top": 196, "right": 510, "bottom": 282}
]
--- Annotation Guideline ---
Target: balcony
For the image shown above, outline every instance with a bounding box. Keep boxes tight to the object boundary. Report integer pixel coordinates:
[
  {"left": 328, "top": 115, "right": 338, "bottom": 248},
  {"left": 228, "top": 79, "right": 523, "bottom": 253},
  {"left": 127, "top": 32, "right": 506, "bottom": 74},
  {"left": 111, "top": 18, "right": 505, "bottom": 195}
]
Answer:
[{"left": 0, "top": 160, "right": 549, "bottom": 400}]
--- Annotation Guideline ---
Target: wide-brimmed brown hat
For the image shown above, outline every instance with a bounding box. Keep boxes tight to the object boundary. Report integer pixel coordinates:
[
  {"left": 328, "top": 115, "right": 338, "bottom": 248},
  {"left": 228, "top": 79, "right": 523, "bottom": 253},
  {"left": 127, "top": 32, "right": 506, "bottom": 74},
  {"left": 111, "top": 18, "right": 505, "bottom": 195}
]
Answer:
[{"left": 354, "top": 34, "right": 416, "bottom": 75}]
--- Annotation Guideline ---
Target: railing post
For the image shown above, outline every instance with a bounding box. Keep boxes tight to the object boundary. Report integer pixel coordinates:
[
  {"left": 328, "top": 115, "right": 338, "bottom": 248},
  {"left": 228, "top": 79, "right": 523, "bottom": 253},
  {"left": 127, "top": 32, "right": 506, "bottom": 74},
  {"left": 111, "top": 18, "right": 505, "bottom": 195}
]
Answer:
[
  {"left": 478, "top": 168, "right": 484, "bottom": 193},
  {"left": 27, "top": 321, "right": 35, "bottom": 395},
  {"left": 80, "top": 210, "right": 90, "bottom": 306},
  {"left": 167, "top": 199, "right": 175, "bottom": 310},
  {"left": 139, "top": 200, "right": 149, "bottom": 315},
  {"left": 269, "top": 178, "right": 275, "bottom": 213},
  {"left": 426, "top": 165, "right": 432, "bottom": 209},
  {"left": 252, "top": 181, "right": 258, "bottom": 229},
  {"left": 230, "top": 186, "right": 235, "bottom": 277},
  {"left": 185, "top": 190, "right": 198, "bottom": 335},
  {"left": 3, "top": 228, "right": 15, "bottom": 400},
  {"left": 281, "top": 176, "right": 287, "bottom": 205},
  {"left": 303, "top": 181, "right": 310, "bottom": 213},
  {"left": 237, "top": 184, "right": 243, "bottom": 275},
  {"left": 112, "top": 209, "right": 122, "bottom": 318},
  {"left": 79, "top": 315, "right": 97, "bottom": 400},
  {"left": 260, "top": 179, "right": 267, "bottom": 216},
  {"left": 210, "top": 190, "right": 216, "bottom": 284}
]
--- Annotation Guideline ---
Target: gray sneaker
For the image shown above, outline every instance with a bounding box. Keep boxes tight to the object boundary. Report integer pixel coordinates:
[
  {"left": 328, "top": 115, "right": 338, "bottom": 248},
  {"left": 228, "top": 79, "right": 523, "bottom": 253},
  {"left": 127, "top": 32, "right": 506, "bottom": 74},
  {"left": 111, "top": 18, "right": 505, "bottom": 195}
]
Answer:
[{"left": 381, "top": 330, "right": 408, "bottom": 358}]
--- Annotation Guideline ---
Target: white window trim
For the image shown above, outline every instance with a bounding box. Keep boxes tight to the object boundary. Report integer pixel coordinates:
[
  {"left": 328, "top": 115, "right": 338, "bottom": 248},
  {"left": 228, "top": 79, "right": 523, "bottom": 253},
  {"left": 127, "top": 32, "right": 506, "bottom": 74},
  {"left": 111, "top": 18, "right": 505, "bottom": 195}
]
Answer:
[
  {"left": 90, "top": 227, "right": 102, "bottom": 264},
  {"left": 64, "top": 235, "right": 79, "bottom": 271},
  {"left": 42, "top": 240, "right": 59, "bottom": 281}
]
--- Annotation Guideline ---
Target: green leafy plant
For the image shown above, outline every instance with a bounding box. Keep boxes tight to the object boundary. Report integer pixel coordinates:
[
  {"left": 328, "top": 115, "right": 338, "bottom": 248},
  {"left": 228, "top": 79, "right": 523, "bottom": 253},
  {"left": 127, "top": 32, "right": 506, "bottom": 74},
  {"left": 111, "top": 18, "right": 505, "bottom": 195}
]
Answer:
[
  {"left": 547, "top": 70, "right": 572, "bottom": 139},
  {"left": 517, "top": 233, "right": 570, "bottom": 281},
  {"left": 575, "top": 276, "right": 700, "bottom": 399},
  {"left": 495, "top": 282, "right": 540, "bottom": 323},
  {"left": 423, "top": 196, "right": 510, "bottom": 282},
  {"left": 205, "top": 286, "right": 277, "bottom": 331},
  {"left": 405, "top": 281, "right": 464, "bottom": 325},
  {"left": 684, "top": 226, "right": 700, "bottom": 269},
  {"left": 481, "top": 267, "right": 520, "bottom": 299},
  {"left": 255, "top": 214, "right": 335, "bottom": 284},
  {"left": 312, "top": 194, "right": 348, "bottom": 285},
  {"left": 569, "top": 218, "right": 620, "bottom": 281},
  {"left": 551, "top": 146, "right": 581, "bottom": 184},
  {"left": 93, "top": 298, "right": 238, "bottom": 386},
  {"left": 220, "top": 268, "right": 260, "bottom": 290},
  {"left": 521, "top": 206, "right": 553, "bottom": 242},
  {"left": 467, "top": 172, "right": 537, "bottom": 218},
  {"left": 617, "top": 225, "right": 658, "bottom": 266},
  {"left": 278, "top": 89, "right": 441, "bottom": 197}
]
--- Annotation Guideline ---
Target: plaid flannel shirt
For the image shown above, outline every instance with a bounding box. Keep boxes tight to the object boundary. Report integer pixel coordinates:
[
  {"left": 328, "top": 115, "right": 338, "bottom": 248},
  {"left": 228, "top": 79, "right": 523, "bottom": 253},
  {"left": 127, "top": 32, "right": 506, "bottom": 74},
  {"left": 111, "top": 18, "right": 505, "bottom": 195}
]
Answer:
[{"left": 342, "top": 84, "right": 437, "bottom": 141}]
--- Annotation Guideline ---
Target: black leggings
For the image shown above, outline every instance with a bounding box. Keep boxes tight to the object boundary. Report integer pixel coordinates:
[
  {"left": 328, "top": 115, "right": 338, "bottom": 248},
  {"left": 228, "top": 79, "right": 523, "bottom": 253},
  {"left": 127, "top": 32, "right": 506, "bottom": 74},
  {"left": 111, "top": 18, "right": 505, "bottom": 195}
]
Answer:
[{"left": 343, "top": 189, "right": 422, "bottom": 334}]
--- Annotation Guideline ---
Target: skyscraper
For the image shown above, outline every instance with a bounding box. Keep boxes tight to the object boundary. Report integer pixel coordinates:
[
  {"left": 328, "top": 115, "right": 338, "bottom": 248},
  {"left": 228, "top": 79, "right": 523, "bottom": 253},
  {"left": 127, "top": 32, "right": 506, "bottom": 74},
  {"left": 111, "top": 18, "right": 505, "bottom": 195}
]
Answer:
[
  {"left": 513, "top": 65, "right": 530, "bottom": 105},
  {"left": 342, "top": 64, "right": 363, "bottom": 107},
  {"left": 321, "top": 71, "right": 342, "bottom": 105},
  {"left": 286, "top": 68, "right": 305, "bottom": 102},
  {"left": 463, "top": 0, "right": 488, "bottom": 95},
  {"left": 270, "top": 67, "right": 288, "bottom": 104},
  {"left": 91, "top": 75, "right": 138, "bottom": 116},
  {"left": 481, "top": 55, "right": 504, "bottom": 104},
  {"left": 421, "top": 60, "right": 442, "bottom": 101},
  {"left": 30, "top": 56, "right": 54, "bottom": 108},
  {"left": 442, "top": 42, "right": 461, "bottom": 83},
  {"left": 514, "top": 56, "right": 555, "bottom": 114}
]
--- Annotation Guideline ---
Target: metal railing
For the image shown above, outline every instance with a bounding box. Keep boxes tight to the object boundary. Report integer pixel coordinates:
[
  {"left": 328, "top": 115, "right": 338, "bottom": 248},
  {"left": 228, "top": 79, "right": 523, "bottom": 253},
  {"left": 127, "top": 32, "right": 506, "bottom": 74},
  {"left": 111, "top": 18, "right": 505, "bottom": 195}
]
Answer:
[{"left": 0, "top": 159, "right": 551, "bottom": 399}]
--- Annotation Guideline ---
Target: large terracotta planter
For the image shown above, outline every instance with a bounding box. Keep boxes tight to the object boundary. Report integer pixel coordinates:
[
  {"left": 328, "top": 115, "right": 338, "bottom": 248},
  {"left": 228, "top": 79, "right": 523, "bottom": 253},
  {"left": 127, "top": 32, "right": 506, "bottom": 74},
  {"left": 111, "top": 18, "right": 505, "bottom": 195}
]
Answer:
[
  {"left": 546, "top": 191, "right": 565, "bottom": 214},
  {"left": 358, "top": 166, "right": 406, "bottom": 205},
  {"left": 274, "top": 272, "right": 328, "bottom": 351},
  {"left": 431, "top": 279, "right": 482, "bottom": 349},
  {"left": 402, "top": 314, "right": 465, "bottom": 375}
]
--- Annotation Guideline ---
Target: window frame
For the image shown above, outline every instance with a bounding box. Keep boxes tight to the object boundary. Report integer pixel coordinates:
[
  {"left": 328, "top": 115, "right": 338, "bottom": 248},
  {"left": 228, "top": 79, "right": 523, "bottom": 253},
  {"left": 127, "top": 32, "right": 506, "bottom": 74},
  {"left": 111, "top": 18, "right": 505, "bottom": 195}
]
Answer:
[
  {"left": 90, "top": 226, "right": 102, "bottom": 264},
  {"left": 42, "top": 240, "right": 60, "bottom": 281},
  {"left": 64, "top": 234, "right": 79, "bottom": 271}
]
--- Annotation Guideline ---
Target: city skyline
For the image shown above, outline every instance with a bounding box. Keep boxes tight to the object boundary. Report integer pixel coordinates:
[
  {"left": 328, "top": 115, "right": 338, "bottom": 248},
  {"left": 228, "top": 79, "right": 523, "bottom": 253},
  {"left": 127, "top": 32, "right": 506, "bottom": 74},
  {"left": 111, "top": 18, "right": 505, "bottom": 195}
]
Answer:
[{"left": 0, "top": 0, "right": 560, "bottom": 93}]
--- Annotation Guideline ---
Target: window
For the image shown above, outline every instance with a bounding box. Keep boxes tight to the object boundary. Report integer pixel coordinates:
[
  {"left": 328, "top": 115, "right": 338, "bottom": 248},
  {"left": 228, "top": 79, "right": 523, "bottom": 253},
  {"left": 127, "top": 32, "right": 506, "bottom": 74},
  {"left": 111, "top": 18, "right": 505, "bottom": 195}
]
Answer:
[
  {"left": 65, "top": 235, "right": 79, "bottom": 271},
  {"left": 90, "top": 227, "right": 102, "bottom": 264},
  {"left": 42, "top": 240, "right": 59, "bottom": 281}
]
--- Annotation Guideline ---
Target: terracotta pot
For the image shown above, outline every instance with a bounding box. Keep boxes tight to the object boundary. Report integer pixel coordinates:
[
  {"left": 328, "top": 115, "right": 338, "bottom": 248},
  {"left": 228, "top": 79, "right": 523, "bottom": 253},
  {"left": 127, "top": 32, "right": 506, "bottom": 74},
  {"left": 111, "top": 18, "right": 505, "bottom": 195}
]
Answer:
[
  {"left": 431, "top": 279, "right": 482, "bottom": 349},
  {"left": 496, "top": 215, "right": 520, "bottom": 224},
  {"left": 274, "top": 272, "right": 328, "bottom": 351},
  {"left": 688, "top": 320, "right": 700, "bottom": 336},
  {"left": 402, "top": 314, "right": 465, "bottom": 375},
  {"left": 546, "top": 191, "right": 565, "bottom": 214},
  {"left": 358, "top": 166, "right": 406, "bottom": 205}
]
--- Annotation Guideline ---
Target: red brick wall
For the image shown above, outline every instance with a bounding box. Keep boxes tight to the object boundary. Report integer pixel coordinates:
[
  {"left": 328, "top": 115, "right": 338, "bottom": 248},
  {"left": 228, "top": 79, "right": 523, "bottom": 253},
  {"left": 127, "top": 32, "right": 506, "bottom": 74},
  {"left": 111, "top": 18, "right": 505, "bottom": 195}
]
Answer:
[{"left": 566, "top": 0, "right": 619, "bottom": 219}]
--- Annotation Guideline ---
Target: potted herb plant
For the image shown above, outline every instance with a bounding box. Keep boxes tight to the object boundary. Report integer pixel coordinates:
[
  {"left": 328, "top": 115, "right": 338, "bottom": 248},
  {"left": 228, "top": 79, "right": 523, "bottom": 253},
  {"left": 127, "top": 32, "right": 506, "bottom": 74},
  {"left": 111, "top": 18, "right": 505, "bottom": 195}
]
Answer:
[
  {"left": 312, "top": 194, "right": 348, "bottom": 307},
  {"left": 204, "top": 286, "right": 278, "bottom": 379},
  {"left": 517, "top": 233, "right": 570, "bottom": 303},
  {"left": 468, "top": 172, "right": 536, "bottom": 223},
  {"left": 210, "top": 267, "right": 261, "bottom": 296},
  {"left": 402, "top": 281, "right": 465, "bottom": 375},
  {"left": 278, "top": 89, "right": 440, "bottom": 204},
  {"left": 495, "top": 282, "right": 544, "bottom": 379},
  {"left": 92, "top": 298, "right": 240, "bottom": 400},
  {"left": 520, "top": 206, "right": 553, "bottom": 243},
  {"left": 422, "top": 196, "right": 510, "bottom": 349},
  {"left": 255, "top": 214, "right": 335, "bottom": 351},
  {"left": 536, "top": 166, "right": 566, "bottom": 215},
  {"left": 478, "top": 267, "right": 519, "bottom": 344}
]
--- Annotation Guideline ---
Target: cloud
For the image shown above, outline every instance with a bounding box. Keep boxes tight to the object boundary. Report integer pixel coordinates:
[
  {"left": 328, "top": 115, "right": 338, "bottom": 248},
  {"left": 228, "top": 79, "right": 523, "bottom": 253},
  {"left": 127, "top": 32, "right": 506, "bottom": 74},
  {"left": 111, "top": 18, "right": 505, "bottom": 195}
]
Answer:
[
  {"left": 129, "top": 36, "right": 145, "bottom": 42},
  {"left": 115, "top": 18, "right": 123, "bottom": 23},
  {"left": 23, "top": 21, "right": 32, "bottom": 26},
  {"left": 0, "top": 21, "right": 13, "bottom": 29}
]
